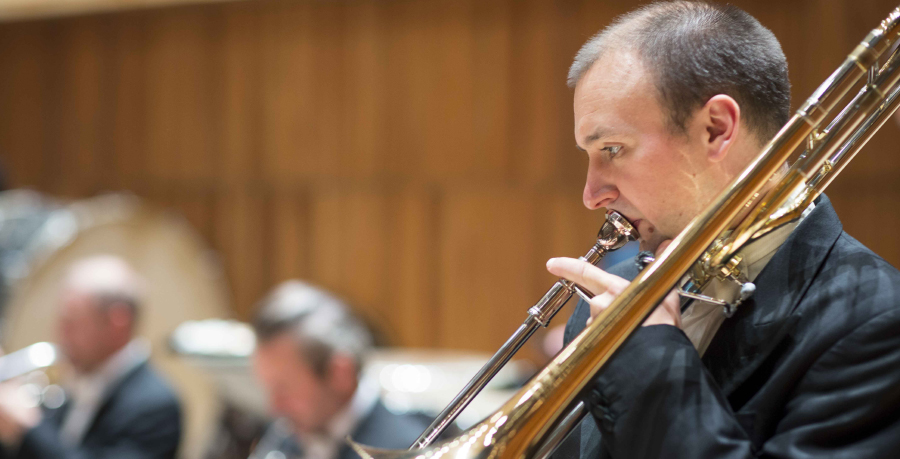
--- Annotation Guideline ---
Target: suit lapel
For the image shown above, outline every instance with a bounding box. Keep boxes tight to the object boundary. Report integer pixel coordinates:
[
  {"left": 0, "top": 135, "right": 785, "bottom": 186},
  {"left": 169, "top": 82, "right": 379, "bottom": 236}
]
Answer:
[
  {"left": 43, "top": 398, "right": 71, "bottom": 428},
  {"left": 80, "top": 362, "right": 146, "bottom": 442},
  {"left": 337, "top": 401, "right": 384, "bottom": 459},
  {"left": 701, "top": 195, "right": 843, "bottom": 399}
]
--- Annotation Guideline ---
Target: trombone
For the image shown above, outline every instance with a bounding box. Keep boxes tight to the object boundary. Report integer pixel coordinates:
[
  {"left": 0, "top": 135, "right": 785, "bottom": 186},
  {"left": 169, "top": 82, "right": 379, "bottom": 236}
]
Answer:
[
  {"left": 352, "top": 5, "right": 900, "bottom": 459},
  {"left": 0, "top": 342, "right": 58, "bottom": 383}
]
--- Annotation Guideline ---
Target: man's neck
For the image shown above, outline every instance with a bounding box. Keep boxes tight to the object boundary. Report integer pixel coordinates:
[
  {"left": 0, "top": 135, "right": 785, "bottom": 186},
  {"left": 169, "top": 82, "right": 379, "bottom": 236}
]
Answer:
[{"left": 300, "top": 377, "right": 377, "bottom": 445}]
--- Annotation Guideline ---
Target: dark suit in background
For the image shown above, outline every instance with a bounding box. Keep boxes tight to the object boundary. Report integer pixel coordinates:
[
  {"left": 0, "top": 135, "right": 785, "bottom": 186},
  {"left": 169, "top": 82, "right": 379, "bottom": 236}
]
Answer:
[
  {"left": 559, "top": 195, "right": 900, "bottom": 459},
  {"left": 6, "top": 362, "right": 181, "bottom": 459},
  {"left": 337, "top": 401, "right": 433, "bottom": 459},
  {"left": 273, "top": 400, "right": 436, "bottom": 459}
]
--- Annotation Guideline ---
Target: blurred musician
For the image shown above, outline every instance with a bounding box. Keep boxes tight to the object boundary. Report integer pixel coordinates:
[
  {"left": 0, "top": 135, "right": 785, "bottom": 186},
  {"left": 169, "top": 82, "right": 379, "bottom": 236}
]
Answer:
[
  {"left": 549, "top": 2, "right": 900, "bottom": 459},
  {"left": 0, "top": 255, "right": 182, "bottom": 458},
  {"left": 251, "top": 281, "right": 431, "bottom": 459}
]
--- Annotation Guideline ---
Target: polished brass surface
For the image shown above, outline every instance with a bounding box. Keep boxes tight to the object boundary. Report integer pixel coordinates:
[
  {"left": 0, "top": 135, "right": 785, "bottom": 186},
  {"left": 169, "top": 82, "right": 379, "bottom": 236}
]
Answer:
[{"left": 351, "top": 6, "right": 900, "bottom": 459}]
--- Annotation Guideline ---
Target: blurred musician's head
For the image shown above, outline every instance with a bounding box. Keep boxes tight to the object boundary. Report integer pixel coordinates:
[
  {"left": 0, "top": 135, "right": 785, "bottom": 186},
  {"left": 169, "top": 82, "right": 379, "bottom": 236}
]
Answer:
[
  {"left": 568, "top": 1, "right": 791, "bottom": 253},
  {"left": 57, "top": 255, "right": 144, "bottom": 373},
  {"left": 251, "top": 280, "right": 373, "bottom": 436}
]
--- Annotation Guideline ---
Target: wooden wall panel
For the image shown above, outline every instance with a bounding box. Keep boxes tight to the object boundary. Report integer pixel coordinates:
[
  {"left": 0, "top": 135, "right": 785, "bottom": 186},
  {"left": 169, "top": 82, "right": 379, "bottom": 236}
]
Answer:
[
  {"left": 54, "top": 20, "right": 106, "bottom": 196},
  {"left": 0, "top": 25, "right": 51, "bottom": 190},
  {"left": 143, "top": 10, "right": 218, "bottom": 184},
  {"left": 439, "top": 188, "right": 543, "bottom": 351},
  {"left": 218, "top": 6, "right": 262, "bottom": 186},
  {"left": 212, "top": 191, "right": 268, "bottom": 318},
  {"left": 306, "top": 187, "right": 438, "bottom": 347},
  {"left": 258, "top": 1, "right": 320, "bottom": 184},
  {"left": 107, "top": 15, "right": 149, "bottom": 191},
  {"left": 269, "top": 194, "right": 309, "bottom": 284},
  {"left": 387, "top": 189, "right": 439, "bottom": 348},
  {"left": 1, "top": 0, "right": 899, "bottom": 355},
  {"left": 342, "top": 1, "right": 387, "bottom": 180}
]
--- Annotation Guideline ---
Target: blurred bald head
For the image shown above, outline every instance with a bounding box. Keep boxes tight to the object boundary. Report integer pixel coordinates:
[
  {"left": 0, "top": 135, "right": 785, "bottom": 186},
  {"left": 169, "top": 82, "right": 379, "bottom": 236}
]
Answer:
[{"left": 57, "top": 255, "right": 145, "bottom": 373}]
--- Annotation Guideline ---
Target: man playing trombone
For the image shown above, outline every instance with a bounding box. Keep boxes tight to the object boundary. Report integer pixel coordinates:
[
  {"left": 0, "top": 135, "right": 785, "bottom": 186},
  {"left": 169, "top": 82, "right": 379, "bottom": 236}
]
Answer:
[{"left": 550, "top": 2, "right": 900, "bottom": 458}]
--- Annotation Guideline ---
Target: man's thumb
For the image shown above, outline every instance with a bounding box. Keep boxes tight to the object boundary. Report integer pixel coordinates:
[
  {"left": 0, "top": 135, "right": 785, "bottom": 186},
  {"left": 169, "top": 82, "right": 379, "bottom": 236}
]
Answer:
[{"left": 654, "top": 239, "right": 673, "bottom": 258}]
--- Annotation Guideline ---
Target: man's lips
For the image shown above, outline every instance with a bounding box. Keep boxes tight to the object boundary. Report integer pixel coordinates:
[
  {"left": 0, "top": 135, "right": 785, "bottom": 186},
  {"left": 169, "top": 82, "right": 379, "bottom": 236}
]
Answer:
[{"left": 631, "top": 219, "right": 643, "bottom": 238}]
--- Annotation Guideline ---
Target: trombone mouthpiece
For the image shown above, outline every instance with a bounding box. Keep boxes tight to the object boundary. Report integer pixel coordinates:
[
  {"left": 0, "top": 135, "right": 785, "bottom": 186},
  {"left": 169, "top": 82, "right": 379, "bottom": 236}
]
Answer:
[{"left": 597, "top": 211, "right": 639, "bottom": 251}]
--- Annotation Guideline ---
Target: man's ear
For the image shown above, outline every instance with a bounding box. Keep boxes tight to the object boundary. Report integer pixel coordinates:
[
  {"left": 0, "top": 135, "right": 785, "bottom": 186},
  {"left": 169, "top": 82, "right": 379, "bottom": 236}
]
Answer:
[
  {"left": 326, "top": 353, "right": 358, "bottom": 395},
  {"left": 702, "top": 94, "right": 741, "bottom": 162},
  {"left": 106, "top": 303, "right": 133, "bottom": 331}
]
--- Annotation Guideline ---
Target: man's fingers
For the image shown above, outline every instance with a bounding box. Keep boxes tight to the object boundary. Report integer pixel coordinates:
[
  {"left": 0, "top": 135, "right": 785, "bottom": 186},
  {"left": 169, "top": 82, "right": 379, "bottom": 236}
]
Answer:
[
  {"left": 546, "top": 257, "right": 625, "bottom": 296},
  {"left": 589, "top": 291, "right": 617, "bottom": 316},
  {"left": 547, "top": 257, "right": 629, "bottom": 328}
]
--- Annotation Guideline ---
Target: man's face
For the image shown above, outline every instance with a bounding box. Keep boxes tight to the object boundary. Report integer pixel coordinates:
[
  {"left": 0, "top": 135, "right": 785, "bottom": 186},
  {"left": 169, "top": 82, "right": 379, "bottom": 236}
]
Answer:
[
  {"left": 252, "top": 334, "right": 342, "bottom": 435},
  {"left": 574, "top": 51, "right": 723, "bottom": 252},
  {"left": 57, "top": 291, "right": 114, "bottom": 373}
]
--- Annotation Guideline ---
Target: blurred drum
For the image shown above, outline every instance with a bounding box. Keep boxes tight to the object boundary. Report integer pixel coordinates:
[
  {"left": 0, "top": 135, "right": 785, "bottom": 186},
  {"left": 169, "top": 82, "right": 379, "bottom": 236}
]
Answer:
[{"left": 0, "top": 190, "right": 232, "bottom": 459}]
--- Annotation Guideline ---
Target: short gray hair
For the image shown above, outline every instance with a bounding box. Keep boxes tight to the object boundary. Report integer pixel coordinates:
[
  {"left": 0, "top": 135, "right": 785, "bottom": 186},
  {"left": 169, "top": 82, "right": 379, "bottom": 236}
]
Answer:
[
  {"left": 252, "top": 280, "right": 373, "bottom": 376},
  {"left": 63, "top": 254, "right": 144, "bottom": 321},
  {"left": 569, "top": 1, "right": 790, "bottom": 141}
]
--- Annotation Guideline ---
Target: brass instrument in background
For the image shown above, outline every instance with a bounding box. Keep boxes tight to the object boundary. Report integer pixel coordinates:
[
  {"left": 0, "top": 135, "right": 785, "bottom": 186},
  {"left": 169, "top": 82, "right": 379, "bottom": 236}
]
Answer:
[
  {"left": 0, "top": 342, "right": 65, "bottom": 409},
  {"left": 0, "top": 342, "right": 57, "bottom": 383},
  {"left": 350, "top": 6, "right": 900, "bottom": 459}
]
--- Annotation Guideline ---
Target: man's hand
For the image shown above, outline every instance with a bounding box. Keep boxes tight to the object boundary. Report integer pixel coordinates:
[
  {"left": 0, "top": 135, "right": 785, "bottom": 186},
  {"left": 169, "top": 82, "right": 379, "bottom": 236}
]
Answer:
[
  {"left": 546, "top": 239, "right": 681, "bottom": 328},
  {"left": 0, "top": 381, "right": 41, "bottom": 447}
]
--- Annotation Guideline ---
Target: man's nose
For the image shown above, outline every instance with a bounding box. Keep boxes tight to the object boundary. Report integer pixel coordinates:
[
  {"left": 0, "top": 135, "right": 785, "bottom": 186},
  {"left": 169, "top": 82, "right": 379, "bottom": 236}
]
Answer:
[{"left": 583, "top": 169, "right": 619, "bottom": 210}]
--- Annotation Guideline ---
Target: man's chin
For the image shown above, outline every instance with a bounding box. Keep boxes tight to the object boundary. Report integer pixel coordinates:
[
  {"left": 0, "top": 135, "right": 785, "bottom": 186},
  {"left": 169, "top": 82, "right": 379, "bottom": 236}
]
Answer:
[{"left": 289, "top": 419, "right": 323, "bottom": 438}]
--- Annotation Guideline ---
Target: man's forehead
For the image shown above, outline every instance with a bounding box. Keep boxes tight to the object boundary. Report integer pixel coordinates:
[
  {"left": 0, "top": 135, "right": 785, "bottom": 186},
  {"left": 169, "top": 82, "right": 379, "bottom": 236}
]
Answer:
[
  {"left": 573, "top": 50, "right": 659, "bottom": 142},
  {"left": 575, "top": 50, "right": 649, "bottom": 107},
  {"left": 59, "top": 289, "right": 95, "bottom": 311}
]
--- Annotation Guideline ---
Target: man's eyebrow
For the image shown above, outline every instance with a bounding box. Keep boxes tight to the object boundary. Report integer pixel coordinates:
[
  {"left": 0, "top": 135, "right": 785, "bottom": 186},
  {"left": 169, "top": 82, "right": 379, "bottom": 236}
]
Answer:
[{"left": 576, "top": 127, "right": 614, "bottom": 151}]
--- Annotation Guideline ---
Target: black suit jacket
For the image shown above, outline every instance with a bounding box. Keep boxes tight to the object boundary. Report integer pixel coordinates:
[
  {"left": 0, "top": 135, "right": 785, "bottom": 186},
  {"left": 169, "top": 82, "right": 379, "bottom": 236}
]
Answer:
[
  {"left": 7, "top": 361, "right": 182, "bottom": 459},
  {"left": 275, "top": 400, "right": 434, "bottom": 459},
  {"left": 337, "top": 401, "right": 433, "bottom": 459},
  {"left": 559, "top": 195, "right": 900, "bottom": 458}
]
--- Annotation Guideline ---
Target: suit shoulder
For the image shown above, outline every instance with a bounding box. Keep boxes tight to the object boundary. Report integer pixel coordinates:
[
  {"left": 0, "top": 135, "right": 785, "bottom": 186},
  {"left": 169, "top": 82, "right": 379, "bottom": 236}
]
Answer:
[
  {"left": 802, "top": 231, "right": 900, "bottom": 330},
  {"left": 351, "top": 402, "right": 434, "bottom": 449},
  {"left": 114, "top": 362, "right": 182, "bottom": 413},
  {"left": 834, "top": 231, "right": 898, "bottom": 268},
  {"left": 823, "top": 231, "right": 900, "bottom": 300},
  {"left": 86, "top": 361, "right": 183, "bottom": 450}
]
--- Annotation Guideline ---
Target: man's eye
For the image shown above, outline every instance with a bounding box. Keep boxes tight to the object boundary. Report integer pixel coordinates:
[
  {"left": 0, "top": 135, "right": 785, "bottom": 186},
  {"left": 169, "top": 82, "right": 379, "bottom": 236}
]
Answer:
[{"left": 603, "top": 145, "right": 622, "bottom": 158}]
